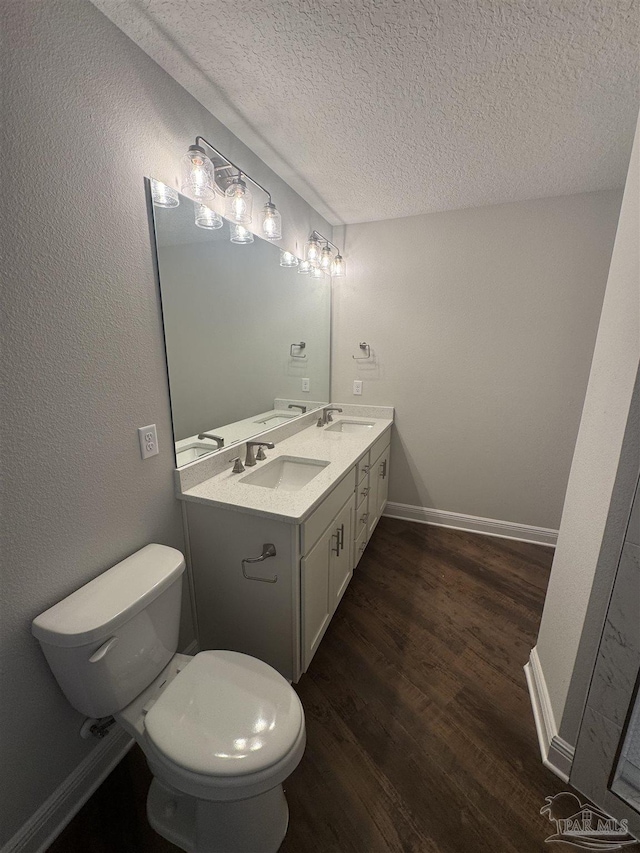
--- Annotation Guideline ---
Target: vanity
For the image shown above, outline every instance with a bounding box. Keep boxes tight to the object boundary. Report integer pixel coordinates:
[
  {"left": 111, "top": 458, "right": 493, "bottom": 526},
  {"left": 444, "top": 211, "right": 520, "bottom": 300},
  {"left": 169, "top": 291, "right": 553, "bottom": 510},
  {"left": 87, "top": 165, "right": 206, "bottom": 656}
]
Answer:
[
  {"left": 177, "top": 408, "right": 392, "bottom": 682},
  {"left": 148, "top": 179, "right": 393, "bottom": 682}
]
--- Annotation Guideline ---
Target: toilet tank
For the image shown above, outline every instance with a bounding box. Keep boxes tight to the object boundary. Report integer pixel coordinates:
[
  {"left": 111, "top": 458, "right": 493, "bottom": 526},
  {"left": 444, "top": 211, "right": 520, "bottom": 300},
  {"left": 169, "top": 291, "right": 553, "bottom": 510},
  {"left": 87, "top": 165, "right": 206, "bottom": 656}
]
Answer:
[{"left": 32, "top": 544, "right": 186, "bottom": 719}]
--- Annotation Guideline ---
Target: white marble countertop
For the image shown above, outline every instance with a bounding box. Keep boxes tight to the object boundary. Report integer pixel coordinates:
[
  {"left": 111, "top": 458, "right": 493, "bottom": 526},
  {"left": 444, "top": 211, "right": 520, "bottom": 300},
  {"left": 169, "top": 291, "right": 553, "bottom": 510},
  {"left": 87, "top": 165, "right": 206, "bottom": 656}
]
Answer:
[{"left": 178, "top": 412, "right": 393, "bottom": 523}]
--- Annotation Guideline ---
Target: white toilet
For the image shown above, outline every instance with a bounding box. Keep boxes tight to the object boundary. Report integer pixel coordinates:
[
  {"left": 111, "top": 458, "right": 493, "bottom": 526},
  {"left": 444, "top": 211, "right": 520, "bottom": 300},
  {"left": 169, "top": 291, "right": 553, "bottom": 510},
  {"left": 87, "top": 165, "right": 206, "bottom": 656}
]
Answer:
[{"left": 31, "top": 544, "right": 305, "bottom": 853}]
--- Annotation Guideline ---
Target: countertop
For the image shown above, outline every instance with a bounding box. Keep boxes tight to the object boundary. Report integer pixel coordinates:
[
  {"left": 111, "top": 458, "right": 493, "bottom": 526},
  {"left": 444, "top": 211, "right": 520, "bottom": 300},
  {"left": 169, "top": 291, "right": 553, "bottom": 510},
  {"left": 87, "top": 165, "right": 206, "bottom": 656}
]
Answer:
[{"left": 178, "top": 414, "right": 393, "bottom": 523}]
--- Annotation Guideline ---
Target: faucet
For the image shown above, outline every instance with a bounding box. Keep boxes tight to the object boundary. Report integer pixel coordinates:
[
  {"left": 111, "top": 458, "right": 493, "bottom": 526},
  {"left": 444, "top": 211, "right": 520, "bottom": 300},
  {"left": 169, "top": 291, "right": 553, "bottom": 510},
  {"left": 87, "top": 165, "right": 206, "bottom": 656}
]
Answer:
[
  {"left": 198, "top": 433, "right": 224, "bottom": 448},
  {"left": 245, "top": 441, "right": 275, "bottom": 467},
  {"left": 317, "top": 406, "right": 343, "bottom": 426},
  {"left": 288, "top": 404, "right": 307, "bottom": 413}
]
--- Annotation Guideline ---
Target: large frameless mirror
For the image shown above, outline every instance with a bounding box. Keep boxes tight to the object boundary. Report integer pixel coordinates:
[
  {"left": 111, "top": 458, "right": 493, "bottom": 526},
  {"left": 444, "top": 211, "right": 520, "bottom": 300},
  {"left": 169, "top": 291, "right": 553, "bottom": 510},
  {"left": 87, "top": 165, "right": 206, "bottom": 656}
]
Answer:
[{"left": 147, "top": 181, "right": 331, "bottom": 467}]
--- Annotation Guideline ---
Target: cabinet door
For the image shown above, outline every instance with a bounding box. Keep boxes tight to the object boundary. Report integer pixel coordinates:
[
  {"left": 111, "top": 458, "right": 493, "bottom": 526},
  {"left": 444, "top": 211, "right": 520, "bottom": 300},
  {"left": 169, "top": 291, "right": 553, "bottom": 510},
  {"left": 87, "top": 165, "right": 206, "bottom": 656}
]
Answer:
[
  {"left": 301, "top": 528, "right": 332, "bottom": 670},
  {"left": 330, "top": 497, "right": 354, "bottom": 610}
]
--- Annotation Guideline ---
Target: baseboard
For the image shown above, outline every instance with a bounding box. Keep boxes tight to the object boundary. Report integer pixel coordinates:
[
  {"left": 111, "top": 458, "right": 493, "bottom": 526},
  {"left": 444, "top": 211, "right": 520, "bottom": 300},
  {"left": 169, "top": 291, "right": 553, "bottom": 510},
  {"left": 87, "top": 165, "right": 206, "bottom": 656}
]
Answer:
[
  {"left": 383, "top": 502, "right": 558, "bottom": 546},
  {"left": 524, "top": 647, "right": 575, "bottom": 782},
  {"left": 182, "top": 638, "right": 199, "bottom": 656},
  {"left": 1, "top": 726, "right": 133, "bottom": 853}
]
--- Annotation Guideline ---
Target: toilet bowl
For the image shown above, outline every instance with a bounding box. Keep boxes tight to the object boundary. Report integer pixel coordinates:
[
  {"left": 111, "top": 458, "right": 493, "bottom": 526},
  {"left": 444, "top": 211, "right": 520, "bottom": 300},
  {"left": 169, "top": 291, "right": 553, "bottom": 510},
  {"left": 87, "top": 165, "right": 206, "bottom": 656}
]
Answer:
[{"left": 32, "top": 544, "right": 305, "bottom": 853}]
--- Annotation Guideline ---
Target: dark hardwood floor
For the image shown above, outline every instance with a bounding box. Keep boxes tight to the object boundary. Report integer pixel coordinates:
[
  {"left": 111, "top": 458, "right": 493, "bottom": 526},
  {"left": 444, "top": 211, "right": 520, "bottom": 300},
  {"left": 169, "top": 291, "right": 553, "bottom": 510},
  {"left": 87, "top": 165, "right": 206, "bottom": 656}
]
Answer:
[{"left": 49, "top": 518, "right": 574, "bottom": 853}]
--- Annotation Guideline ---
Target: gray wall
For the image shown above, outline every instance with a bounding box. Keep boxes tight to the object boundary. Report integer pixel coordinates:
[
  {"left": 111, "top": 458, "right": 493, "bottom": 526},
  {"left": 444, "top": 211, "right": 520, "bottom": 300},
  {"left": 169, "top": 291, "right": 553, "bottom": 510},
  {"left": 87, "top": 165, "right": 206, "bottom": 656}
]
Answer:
[
  {"left": 0, "top": 0, "right": 331, "bottom": 846},
  {"left": 535, "top": 114, "right": 640, "bottom": 743},
  {"left": 332, "top": 190, "right": 622, "bottom": 530}
]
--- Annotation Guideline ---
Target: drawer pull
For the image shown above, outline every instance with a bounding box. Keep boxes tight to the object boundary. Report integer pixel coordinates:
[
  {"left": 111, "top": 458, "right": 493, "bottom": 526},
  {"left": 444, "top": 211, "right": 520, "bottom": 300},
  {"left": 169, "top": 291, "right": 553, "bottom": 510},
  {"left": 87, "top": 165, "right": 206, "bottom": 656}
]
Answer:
[
  {"left": 360, "top": 513, "right": 369, "bottom": 524},
  {"left": 361, "top": 486, "right": 370, "bottom": 498},
  {"left": 362, "top": 464, "right": 370, "bottom": 474},
  {"left": 332, "top": 531, "right": 340, "bottom": 555},
  {"left": 380, "top": 459, "right": 387, "bottom": 479}
]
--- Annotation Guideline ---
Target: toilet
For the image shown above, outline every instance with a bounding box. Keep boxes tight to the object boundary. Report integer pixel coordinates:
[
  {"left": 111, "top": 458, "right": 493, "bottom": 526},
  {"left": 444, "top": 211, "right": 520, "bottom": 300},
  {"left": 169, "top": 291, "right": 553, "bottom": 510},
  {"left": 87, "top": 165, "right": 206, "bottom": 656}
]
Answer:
[{"left": 31, "top": 544, "right": 305, "bottom": 853}]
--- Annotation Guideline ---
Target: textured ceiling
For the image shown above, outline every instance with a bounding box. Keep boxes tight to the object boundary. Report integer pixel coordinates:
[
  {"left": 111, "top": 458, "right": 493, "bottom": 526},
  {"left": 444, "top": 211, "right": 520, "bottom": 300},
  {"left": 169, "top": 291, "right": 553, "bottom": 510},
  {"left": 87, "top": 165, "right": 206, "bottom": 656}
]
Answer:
[{"left": 93, "top": 0, "right": 639, "bottom": 224}]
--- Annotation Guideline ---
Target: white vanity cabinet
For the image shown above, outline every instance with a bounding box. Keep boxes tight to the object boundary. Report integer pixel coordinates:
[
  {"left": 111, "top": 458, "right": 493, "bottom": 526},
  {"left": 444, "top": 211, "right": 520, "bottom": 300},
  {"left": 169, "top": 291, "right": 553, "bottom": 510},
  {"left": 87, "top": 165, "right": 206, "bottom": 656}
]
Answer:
[{"left": 183, "top": 425, "right": 391, "bottom": 682}]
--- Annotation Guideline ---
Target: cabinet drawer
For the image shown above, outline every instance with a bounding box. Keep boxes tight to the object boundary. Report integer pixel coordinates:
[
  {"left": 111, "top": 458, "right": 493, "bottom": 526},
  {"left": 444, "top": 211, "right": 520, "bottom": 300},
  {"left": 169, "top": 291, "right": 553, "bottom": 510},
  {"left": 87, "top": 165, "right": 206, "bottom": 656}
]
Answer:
[
  {"left": 301, "top": 470, "right": 356, "bottom": 555},
  {"left": 356, "top": 453, "right": 370, "bottom": 486},
  {"left": 353, "top": 502, "right": 370, "bottom": 541},
  {"left": 354, "top": 523, "right": 368, "bottom": 568},
  {"left": 356, "top": 475, "right": 370, "bottom": 511},
  {"left": 370, "top": 429, "right": 391, "bottom": 467}
]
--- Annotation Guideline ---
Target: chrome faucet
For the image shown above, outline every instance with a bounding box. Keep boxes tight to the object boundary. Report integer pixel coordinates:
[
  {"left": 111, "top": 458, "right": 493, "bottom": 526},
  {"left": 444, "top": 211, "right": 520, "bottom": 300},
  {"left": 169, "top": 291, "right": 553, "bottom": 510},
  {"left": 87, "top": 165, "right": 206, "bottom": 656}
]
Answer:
[
  {"left": 288, "top": 404, "right": 307, "bottom": 413},
  {"left": 198, "top": 433, "right": 224, "bottom": 448},
  {"left": 317, "top": 406, "right": 343, "bottom": 426},
  {"left": 245, "top": 441, "right": 275, "bottom": 467}
]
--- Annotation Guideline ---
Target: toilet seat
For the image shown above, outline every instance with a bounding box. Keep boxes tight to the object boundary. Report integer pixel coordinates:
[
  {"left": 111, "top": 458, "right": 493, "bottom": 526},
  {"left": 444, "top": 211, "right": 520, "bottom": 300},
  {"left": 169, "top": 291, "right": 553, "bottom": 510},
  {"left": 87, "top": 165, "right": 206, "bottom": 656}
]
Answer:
[{"left": 142, "top": 651, "right": 306, "bottom": 801}]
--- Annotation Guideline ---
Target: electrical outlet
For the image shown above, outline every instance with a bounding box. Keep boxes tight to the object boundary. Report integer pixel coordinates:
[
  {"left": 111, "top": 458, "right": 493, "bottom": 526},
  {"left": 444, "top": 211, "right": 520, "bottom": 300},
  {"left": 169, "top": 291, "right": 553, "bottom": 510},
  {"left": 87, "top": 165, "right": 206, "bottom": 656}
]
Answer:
[
  {"left": 138, "top": 424, "right": 159, "bottom": 459},
  {"left": 302, "top": 378, "right": 310, "bottom": 392},
  {"left": 353, "top": 380, "right": 363, "bottom": 396}
]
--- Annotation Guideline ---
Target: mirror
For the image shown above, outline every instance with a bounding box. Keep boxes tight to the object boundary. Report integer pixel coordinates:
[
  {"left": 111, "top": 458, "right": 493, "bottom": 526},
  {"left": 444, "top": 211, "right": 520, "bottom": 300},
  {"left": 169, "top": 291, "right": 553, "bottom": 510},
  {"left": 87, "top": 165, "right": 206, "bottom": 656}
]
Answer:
[{"left": 148, "top": 181, "right": 331, "bottom": 466}]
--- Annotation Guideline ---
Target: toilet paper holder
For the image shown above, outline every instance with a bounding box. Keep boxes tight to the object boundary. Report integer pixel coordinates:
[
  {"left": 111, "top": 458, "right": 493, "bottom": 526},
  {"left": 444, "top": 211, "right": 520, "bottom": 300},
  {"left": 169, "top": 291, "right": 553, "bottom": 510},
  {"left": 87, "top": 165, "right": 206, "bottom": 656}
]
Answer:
[{"left": 242, "top": 543, "right": 278, "bottom": 583}]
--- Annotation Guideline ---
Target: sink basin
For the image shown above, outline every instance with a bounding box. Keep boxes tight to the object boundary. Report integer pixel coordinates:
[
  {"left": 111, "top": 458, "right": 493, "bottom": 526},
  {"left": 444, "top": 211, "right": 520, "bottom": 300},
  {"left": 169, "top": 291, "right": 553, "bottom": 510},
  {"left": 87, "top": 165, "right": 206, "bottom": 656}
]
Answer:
[
  {"left": 241, "top": 456, "right": 329, "bottom": 491},
  {"left": 325, "top": 420, "right": 375, "bottom": 433},
  {"left": 176, "top": 442, "right": 219, "bottom": 466},
  {"left": 253, "top": 413, "right": 297, "bottom": 427}
]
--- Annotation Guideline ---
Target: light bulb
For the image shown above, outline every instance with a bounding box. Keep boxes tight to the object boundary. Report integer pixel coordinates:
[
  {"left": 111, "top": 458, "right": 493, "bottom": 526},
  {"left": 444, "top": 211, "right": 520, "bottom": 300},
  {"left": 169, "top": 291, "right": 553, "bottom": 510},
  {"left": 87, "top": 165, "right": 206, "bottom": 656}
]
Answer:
[
  {"left": 224, "top": 175, "right": 252, "bottom": 224},
  {"left": 150, "top": 179, "right": 179, "bottom": 208},
  {"left": 331, "top": 254, "right": 346, "bottom": 277},
  {"left": 320, "top": 245, "right": 333, "bottom": 270},
  {"left": 310, "top": 265, "right": 324, "bottom": 279},
  {"left": 261, "top": 202, "right": 282, "bottom": 241},
  {"left": 181, "top": 145, "right": 215, "bottom": 202},
  {"left": 230, "top": 223, "right": 254, "bottom": 244},
  {"left": 297, "top": 259, "right": 311, "bottom": 274},
  {"left": 304, "top": 237, "right": 321, "bottom": 268},
  {"left": 194, "top": 203, "right": 223, "bottom": 230},
  {"left": 280, "top": 251, "right": 299, "bottom": 267}
]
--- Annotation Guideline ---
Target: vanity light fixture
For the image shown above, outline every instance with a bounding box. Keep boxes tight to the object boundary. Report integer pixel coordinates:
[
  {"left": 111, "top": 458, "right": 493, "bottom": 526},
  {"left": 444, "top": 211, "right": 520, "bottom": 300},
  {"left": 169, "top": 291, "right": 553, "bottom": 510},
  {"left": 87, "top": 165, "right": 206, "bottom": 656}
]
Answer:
[
  {"left": 224, "top": 174, "right": 252, "bottom": 224},
  {"left": 310, "top": 265, "right": 324, "bottom": 279},
  {"left": 151, "top": 179, "right": 179, "bottom": 208},
  {"left": 297, "top": 259, "right": 311, "bottom": 275},
  {"left": 181, "top": 146, "right": 216, "bottom": 202},
  {"left": 230, "top": 223, "right": 254, "bottom": 244},
  {"left": 280, "top": 250, "right": 299, "bottom": 267},
  {"left": 194, "top": 202, "right": 223, "bottom": 230},
  {"left": 304, "top": 236, "right": 322, "bottom": 268},
  {"left": 183, "top": 137, "right": 282, "bottom": 240},
  {"left": 307, "top": 230, "right": 347, "bottom": 279}
]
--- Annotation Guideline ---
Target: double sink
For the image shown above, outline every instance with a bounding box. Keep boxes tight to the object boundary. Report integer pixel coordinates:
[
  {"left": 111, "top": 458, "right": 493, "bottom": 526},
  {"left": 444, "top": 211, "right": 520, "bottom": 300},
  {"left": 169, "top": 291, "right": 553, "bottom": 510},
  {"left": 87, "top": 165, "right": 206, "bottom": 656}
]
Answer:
[{"left": 239, "top": 420, "right": 375, "bottom": 491}]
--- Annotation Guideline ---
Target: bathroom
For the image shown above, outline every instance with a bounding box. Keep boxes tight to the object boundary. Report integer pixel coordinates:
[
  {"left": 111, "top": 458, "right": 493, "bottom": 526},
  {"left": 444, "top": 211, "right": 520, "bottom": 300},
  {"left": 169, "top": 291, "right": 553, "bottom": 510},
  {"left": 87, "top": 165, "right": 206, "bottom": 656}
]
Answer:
[{"left": 1, "top": 1, "right": 639, "bottom": 852}]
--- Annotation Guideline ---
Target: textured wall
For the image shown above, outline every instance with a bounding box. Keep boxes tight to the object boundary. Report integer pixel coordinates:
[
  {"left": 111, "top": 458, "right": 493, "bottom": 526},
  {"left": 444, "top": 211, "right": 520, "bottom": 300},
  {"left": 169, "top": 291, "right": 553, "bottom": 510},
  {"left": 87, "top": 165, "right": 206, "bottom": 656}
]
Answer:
[
  {"left": 0, "top": 0, "right": 331, "bottom": 846},
  {"left": 331, "top": 190, "right": 622, "bottom": 529},
  {"left": 535, "top": 114, "right": 640, "bottom": 744}
]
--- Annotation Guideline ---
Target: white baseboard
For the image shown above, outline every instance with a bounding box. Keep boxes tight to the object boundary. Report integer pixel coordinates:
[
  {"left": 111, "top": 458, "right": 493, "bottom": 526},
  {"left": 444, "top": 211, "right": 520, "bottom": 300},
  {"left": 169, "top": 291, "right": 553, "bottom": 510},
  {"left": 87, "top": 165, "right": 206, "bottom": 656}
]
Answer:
[
  {"left": 182, "top": 639, "right": 199, "bottom": 656},
  {"left": 383, "top": 502, "right": 558, "bottom": 547},
  {"left": 1, "top": 726, "right": 133, "bottom": 853},
  {"left": 524, "top": 647, "right": 574, "bottom": 782}
]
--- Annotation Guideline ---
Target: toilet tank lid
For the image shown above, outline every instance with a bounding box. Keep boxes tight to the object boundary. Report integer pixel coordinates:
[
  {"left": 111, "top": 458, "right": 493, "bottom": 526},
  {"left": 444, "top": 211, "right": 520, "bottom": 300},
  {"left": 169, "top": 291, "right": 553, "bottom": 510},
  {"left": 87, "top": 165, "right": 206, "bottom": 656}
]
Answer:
[{"left": 32, "top": 544, "right": 185, "bottom": 648}]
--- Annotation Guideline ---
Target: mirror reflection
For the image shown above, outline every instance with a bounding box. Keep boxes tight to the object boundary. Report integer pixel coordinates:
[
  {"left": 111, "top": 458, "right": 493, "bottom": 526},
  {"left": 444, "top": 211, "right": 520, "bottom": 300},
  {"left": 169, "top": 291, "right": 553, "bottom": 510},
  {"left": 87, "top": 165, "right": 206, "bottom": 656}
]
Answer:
[{"left": 149, "top": 182, "right": 331, "bottom": 466}]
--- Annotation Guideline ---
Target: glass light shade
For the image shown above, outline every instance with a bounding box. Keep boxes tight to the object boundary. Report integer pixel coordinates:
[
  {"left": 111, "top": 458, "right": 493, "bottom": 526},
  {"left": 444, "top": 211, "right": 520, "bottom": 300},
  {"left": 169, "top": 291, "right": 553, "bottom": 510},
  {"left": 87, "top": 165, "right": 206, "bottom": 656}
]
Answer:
[
  {"left": 331, "top": 254, "right": 346, "bottom": 277},
  {"left": 181, "top": 145, "right": 215, "bottom": 202},
  {"left": 320, "top": 245, "right": 333, "bottom": 270},
  {"left": 280, "top": 250, "right": 299, "bottom": 267},
  {"left": 310, "top": 265, "right": 324, "bottom": 279},
  {"left": 261, "top": 202, "right": 282, "bottom": 241},
  {"left": 151, "top": 179, "right": 179, "bottom": 208},
  {"left": 224, "top": 176, "right": 253, "bottom": 224},
  {"left": 230, "top": 223, "right": 254, "bottom": 244},
  {"left": 297, "top": 259, "right": 311, "bottom": 275},
  {"left": 305, "top": 237, "right": 322, "bottom": 268},
  {"left": 194, "top": 203, "right": 223, "bottom": 230}
]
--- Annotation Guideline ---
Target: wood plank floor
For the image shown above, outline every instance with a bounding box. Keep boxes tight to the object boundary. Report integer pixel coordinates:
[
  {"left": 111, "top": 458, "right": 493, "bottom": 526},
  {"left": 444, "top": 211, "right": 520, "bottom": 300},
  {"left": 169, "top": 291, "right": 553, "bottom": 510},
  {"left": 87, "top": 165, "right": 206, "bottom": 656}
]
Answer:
[{"left": 49, "top": 518, "right": 572, "bottom": 853}]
